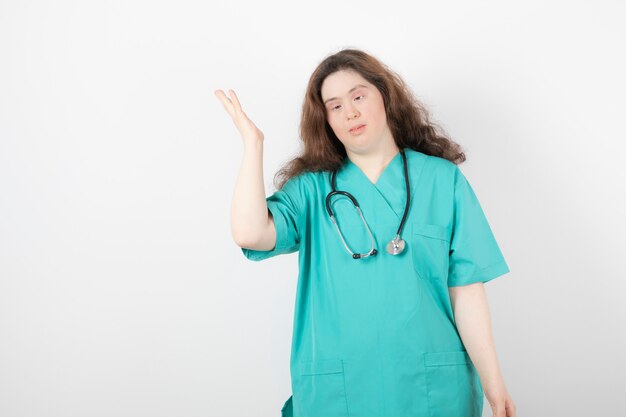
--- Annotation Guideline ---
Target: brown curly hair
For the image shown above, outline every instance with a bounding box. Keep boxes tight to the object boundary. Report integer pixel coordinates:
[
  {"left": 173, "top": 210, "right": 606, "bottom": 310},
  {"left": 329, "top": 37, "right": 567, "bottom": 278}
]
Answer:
[{"left": 274, "top": 48, "right": 466, "bottom": 189}]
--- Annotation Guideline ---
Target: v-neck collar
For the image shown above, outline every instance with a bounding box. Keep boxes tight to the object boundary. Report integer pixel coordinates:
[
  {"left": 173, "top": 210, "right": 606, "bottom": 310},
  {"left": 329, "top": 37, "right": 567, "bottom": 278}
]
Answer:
[
  {"left": 336, "top": 148, "right": 426, "bottom": 221},
  {"left": 345, "top": 150, "right": 404, "bottom": 187}
]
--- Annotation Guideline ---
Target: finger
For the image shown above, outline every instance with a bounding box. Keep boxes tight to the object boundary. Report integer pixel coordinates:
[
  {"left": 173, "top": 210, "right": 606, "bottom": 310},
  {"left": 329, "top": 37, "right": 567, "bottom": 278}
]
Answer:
[
  {"left": 214, "top": 89, "right": 232, "bottom": 106},
  {"left": 505, "top": 399, "right": 516, "bottom": 417},
  {"left": 489, "top": 400, "right": 500, "bottom": 417},
  {"left": 214, "top": 89, "right": 235, "bottom": 117},
  {"left": 228, "top": 89, "right": 244, "bottom": 113},
  {"left": 495, "top": 401, "right": 506, "bottom": 417}
]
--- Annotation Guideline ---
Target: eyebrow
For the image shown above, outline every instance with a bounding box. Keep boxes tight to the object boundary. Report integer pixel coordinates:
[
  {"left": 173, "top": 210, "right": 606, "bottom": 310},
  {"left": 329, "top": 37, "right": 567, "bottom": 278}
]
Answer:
[{"left": 323, "top": 84, "right": 368, "bottom": 105}]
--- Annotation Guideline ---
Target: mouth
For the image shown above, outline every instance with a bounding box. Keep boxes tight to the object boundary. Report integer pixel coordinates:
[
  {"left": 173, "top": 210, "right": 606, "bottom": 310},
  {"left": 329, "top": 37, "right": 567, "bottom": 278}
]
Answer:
[{"left": 349, "top": 124, "right": 366, "bottom": 135}]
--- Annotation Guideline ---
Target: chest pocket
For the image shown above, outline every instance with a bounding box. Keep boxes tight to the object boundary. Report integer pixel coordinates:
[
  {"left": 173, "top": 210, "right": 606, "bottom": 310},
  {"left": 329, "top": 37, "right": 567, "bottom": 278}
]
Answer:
[{"left": 411, "top": 223, "right": 450, "bottom": 281}]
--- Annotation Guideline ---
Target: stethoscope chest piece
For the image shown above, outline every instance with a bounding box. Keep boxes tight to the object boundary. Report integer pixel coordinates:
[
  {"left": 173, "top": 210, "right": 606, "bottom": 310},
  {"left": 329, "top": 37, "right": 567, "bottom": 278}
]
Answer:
[{"left": 386, "top": 236, "right": 406, "bottom": 255}]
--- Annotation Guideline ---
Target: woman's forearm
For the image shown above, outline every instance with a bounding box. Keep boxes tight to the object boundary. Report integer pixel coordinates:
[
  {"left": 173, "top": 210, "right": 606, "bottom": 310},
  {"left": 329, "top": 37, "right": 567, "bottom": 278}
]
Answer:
[
  {"left": 215, "top": 89, "right": 274, "bottom": 249},
  {"left": 230, "top": 139, "right": 271, "bottom": 247},
  {"left": 449, "top": 282, "right": 504, "bottom": 388}
]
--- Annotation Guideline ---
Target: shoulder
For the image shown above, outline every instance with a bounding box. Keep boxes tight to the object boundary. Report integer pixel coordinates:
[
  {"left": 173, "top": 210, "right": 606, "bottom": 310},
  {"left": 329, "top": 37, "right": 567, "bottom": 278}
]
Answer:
[
  {"left": 425, "top": 152, "right": 458, "bottom": 174},
  {"left": 277, "top": 170, "right": 327, "bottom": 203},
  {"left": 405, "top": 148, "right": 459, "bottom": 181},
  {"left": 281, "top": 170, "right": 324, "bottom": 190}
]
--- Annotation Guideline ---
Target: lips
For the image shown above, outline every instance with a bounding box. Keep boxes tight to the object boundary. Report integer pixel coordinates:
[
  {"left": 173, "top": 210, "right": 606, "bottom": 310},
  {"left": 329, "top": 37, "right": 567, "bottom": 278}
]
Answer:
[{"left": 349, "top": 124, "right": 366, "bottom": 134}]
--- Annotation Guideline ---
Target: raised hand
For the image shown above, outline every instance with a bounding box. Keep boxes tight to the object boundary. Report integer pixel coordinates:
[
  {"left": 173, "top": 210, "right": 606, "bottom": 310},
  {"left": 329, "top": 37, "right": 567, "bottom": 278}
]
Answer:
[{"left": 214, "top": 89, "right": 264, "bottom": 144}]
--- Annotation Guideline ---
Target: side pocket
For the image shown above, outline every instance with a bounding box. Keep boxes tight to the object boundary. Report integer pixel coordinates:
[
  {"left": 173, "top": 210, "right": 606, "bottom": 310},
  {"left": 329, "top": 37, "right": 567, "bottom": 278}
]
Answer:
[
  {"left": 293, "top": 359, "right": 349, "bottom": 417},
  {"left": 411, "top": 223, "right": 450, "bottom": 281},
  {"left": 424, "top": 351, "right": 483, "bottom": 417}
]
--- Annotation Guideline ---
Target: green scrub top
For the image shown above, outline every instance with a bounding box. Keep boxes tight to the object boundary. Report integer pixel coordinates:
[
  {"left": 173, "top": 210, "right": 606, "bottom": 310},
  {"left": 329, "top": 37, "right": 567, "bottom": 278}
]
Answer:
[{"left": 241, "top": 148, "right": 510, "bottom": 417}]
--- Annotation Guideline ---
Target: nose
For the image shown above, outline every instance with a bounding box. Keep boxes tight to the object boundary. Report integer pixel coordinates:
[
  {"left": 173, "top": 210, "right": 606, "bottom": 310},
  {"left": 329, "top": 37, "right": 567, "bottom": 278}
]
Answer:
[{"left": 346, "top": 105, "right": 360, "bottom": 120}]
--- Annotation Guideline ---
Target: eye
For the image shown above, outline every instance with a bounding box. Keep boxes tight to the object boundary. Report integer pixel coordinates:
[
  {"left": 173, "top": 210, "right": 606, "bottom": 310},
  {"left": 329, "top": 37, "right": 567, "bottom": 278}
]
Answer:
[
  {"left": 330, "top": 104, "right": 342, "bottom": 111},
  {"left": 354, "top": 94, "right": 365, "bottom": 101}
]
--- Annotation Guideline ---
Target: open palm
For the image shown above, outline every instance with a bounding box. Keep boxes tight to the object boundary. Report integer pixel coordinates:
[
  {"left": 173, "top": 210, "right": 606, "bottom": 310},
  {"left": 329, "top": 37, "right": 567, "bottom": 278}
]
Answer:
[{"left": 214, "top": 89, "right": 264, "bottom": 143}]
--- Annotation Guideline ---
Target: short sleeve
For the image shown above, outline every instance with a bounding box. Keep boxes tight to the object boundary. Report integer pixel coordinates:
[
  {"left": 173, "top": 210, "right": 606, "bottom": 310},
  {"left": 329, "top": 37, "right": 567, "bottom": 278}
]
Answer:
[
  {"left": 240, "top": 175, "right": 304, "bottom": 262},
  {"left": 447, "top": 167, "right": 510, "bottom": 286}
]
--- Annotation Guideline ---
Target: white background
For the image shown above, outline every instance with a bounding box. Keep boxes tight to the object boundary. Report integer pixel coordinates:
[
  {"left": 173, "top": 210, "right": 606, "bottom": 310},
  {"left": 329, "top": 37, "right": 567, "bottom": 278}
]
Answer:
[{"left": 1, "top": 1, "right": 624, "bottom": 416}]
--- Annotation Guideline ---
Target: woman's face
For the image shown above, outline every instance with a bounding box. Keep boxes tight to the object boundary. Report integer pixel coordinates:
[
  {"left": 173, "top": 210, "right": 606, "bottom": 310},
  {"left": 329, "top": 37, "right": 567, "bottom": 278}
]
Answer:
[{"left": 320, "top": 69, "right": 393, "bottom": 155}]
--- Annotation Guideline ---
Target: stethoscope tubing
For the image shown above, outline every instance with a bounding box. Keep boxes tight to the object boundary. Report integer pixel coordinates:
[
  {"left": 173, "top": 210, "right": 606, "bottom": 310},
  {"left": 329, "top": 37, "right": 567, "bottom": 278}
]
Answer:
[{"left": 325, "top": 149, "right": 410, "bottom": 259}]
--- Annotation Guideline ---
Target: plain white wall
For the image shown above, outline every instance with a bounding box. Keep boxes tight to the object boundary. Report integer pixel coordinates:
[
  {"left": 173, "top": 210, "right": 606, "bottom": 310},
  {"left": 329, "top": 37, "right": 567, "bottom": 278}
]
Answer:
[{"left": 1, "top": 0, "right": 624, "bottom": 416}]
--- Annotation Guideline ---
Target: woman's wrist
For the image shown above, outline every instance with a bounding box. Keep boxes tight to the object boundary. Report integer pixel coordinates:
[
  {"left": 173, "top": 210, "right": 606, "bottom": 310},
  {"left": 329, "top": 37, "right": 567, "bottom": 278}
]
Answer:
[
  {"left": 480, "top": 371, "right": 506, "bottom": 391},
  {"left": 242, "top": 136, "right": 264, "bottom": 150}
]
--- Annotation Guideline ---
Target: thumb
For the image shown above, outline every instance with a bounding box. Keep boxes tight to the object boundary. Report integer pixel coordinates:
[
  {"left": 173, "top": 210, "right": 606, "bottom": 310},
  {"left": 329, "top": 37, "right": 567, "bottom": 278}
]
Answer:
[{"left": 491, "top": 400, "right": 506, "bottom": 417}]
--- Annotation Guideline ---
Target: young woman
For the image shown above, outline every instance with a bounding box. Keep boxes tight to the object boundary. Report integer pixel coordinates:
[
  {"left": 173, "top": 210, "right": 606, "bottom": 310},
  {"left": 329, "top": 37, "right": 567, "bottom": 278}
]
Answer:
[{"left": 216, "top": 48, "right": 516, "bottom": 417}]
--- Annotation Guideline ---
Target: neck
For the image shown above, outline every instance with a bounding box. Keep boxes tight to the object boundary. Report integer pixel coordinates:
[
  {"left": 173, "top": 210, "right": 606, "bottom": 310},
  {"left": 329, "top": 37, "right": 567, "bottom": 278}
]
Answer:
[
  {"left": 346, "top": 140, "right": 401, "bottom": 183},
  {"left": 347, "top": 142, "right": 400, "bottom": 168}
]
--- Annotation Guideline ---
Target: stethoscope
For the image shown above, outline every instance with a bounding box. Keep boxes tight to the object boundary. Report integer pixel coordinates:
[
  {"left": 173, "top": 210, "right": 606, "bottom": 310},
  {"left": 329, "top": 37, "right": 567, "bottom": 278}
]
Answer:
[{"left": 325, "top": 149, "right": 411, "bottom": 259}]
